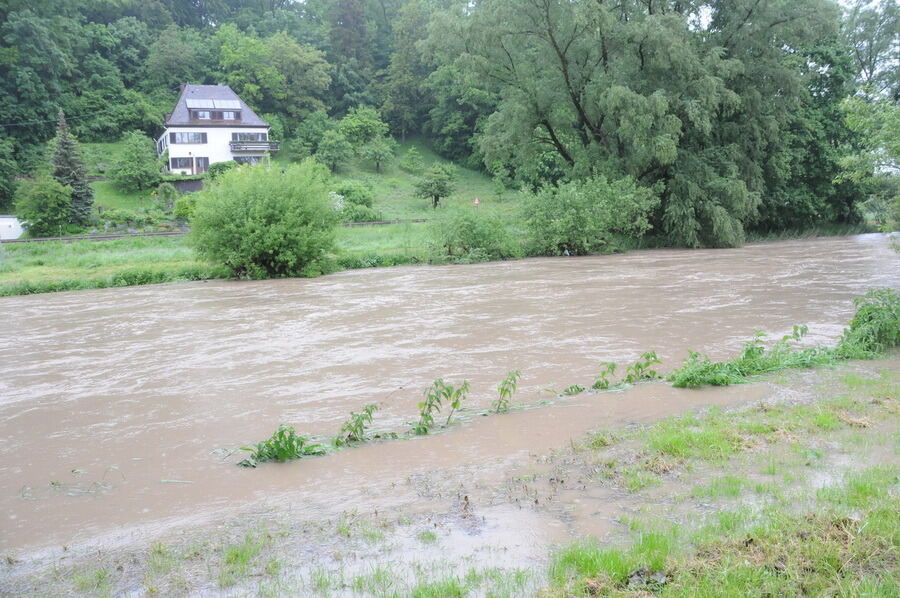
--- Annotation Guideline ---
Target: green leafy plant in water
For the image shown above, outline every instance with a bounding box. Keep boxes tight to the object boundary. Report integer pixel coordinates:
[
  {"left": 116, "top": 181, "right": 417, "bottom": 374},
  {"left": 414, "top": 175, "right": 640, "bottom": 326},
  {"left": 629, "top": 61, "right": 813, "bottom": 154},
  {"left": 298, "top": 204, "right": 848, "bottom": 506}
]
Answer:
[
  {"left": 444, "top": 380, "right": 471, "bottom": 426},
  {"left": 334, "top": 403, "right": 379, "bottom": 447},
  {"left": 238, "top": 425, "right": 327, "bottom": 467},
  {"left": 591, "top": 362, "right": 617, "bottom": 390},
  {"left": 562, "top": 384, "right": 585, "bottom": 396},
  {"left": 624, "top": 351, "right": 662, "bottom": 384},
  {"left": 413, "top": 379, "right": 470, "bottom": 434},
  {"left": 493, "top": 370, "right": 521, "bottom": 413}
]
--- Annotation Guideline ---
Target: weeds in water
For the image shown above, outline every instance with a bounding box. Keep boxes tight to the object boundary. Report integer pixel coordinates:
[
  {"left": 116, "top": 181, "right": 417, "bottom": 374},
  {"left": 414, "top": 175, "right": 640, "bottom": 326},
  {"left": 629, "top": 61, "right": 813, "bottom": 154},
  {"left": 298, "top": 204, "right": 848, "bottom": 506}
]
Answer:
[
  {"left": 592, "top": 362, "right": 617, "bottom": 390},
  {"left": 671, "top": 289, "right": 899, "bottom": 388},
  {"left": 493, "top": 370, "right": 521, "bottom": 413},
  {"left": 562, "top": 384, "right": 585, "bottom": 396},
  {"left": 444, "top": 381, "right": 471, "bottom": 425},
  {"left": 623, "top": 351, "right": 662, "bottom": 384},
  {"left": 413, "top": 379, "right": 470, "bottom": 434},
  {"left": 333, "top": 403, "right": 379, "bottom": 447},
  {"left": 237, "top": 425, "right": 327, "bottom": 467},
  {"left": 834, "top": 288, "right": 899, "bottom": 358}
]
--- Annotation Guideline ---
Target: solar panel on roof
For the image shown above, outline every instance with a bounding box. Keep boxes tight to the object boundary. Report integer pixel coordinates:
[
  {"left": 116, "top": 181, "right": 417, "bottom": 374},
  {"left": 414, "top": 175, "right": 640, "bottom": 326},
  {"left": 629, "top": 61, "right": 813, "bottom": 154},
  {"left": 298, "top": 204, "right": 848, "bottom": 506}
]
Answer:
[
  {"left": 213, "top": 99, "right": 241, "bottom": 109},
  {"left": 185, "top": 99, "right": 215, "bottom": 108}
]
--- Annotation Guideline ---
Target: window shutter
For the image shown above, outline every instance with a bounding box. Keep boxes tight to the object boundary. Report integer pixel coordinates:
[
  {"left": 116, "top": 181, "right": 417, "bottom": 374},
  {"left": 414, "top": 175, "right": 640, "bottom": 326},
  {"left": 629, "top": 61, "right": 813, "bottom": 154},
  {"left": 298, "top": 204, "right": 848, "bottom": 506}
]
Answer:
[
  {"left": 169, "top": 132, "right": 175, "bottom": 143},
  {"left": 201, "top": 133, "right": 207, "bottom": 143}
]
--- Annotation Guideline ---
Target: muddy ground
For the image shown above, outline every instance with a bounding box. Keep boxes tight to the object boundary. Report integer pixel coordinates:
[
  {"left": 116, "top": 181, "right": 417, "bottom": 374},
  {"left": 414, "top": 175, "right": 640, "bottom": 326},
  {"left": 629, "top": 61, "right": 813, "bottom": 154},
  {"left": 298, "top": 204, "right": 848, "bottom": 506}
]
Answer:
[{"left": 3, "top": 356, "right": 897, "bottom": 597}]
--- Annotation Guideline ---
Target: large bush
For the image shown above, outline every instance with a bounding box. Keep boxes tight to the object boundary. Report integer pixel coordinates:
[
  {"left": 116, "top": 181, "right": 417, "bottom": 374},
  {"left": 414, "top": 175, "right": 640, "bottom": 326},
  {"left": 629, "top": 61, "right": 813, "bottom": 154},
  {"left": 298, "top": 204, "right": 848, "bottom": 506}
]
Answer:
[
  {"left": 14, "top": 178, "right": 72, "bottom": 237},
  {"left": 190, "top": 160, "right": 337, "bottom": 278},
  {"left": 524, "top": 176, "right": 659, "bottom": 256},
  {"left": 333, "top": 181, "right": 374, "bottom": 207},
  {"left": 431, "top": 207, "right": 519, "bottom": 263},
  {"left": 109, "top": 131, "right": 161, "bottom": 192}
]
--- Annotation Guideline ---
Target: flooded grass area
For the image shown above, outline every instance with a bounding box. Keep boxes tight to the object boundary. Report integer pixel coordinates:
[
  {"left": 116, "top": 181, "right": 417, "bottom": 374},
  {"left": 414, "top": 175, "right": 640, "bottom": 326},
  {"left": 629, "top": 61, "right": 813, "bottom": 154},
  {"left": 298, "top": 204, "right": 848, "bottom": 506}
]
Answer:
[{"left": 2, "top": 360, "right": 897, "bottom": 597}]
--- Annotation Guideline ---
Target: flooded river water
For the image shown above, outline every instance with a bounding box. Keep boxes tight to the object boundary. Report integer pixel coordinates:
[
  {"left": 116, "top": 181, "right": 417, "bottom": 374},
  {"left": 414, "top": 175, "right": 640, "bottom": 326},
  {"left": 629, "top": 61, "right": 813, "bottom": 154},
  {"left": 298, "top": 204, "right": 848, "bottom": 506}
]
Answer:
[{"left": 1, "top": 234, "right": 898, "bottom": 557}]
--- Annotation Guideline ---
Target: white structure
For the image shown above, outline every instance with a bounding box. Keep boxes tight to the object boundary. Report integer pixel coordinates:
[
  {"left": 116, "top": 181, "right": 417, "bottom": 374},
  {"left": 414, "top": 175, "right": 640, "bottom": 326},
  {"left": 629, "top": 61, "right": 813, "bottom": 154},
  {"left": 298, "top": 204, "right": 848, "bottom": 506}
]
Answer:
[
  {"left": 156, "top": 84, "right": 278, "bottom": 175},
  {"left": 0, "top": 215, "right": 23, "bottom": 240}
]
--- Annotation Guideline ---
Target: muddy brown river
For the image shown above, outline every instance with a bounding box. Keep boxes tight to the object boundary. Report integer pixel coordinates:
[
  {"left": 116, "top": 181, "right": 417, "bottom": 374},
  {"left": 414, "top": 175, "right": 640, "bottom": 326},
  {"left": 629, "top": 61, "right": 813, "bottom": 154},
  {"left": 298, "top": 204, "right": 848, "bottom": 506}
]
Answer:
[{"left": 1, "top": 235, "right": 898, "bottom": 558}]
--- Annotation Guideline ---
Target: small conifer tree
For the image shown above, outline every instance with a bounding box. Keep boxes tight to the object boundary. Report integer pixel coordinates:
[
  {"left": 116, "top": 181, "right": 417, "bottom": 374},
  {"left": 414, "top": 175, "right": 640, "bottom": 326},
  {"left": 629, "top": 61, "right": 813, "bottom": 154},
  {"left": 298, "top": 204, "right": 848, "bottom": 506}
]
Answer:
[{"left": 51, "top": 109, "right": 94, "bottom": 224}]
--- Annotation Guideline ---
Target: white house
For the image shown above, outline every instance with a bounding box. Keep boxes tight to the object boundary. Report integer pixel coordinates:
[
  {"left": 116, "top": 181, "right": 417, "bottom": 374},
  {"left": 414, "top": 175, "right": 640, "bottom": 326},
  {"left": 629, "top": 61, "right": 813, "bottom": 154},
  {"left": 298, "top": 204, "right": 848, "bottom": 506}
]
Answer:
[{"left": 156, "top": 84, "right": 278, "bottom": 175}]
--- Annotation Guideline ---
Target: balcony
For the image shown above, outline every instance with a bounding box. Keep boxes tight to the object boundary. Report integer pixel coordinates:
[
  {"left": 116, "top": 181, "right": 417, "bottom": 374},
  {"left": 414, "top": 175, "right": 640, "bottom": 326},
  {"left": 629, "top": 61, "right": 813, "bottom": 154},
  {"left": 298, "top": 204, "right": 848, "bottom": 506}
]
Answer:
[{"left": 230, "top": 140, "right": 280, "bottom": 152}]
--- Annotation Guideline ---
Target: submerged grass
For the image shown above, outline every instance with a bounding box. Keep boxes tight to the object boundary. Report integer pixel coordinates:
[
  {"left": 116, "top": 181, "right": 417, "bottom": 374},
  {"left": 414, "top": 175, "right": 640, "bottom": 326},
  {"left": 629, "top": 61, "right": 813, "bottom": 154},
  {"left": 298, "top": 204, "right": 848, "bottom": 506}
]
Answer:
[{"left": 670, "top": 289, "right": 899, "bottom": 388}]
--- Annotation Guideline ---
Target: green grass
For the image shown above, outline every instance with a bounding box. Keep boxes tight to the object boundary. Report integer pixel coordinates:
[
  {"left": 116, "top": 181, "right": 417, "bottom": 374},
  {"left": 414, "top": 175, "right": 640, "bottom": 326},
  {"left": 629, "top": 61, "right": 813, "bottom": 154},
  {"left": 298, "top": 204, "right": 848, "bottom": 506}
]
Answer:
[
  {"left": 690, "top": 475, "right": 747, "bottom": 499},
  {"left": 218, "top": 533, "right": 267, "bottom": 587},
  {"left": 0, "top": 236, "right": 228, "bottom": 295},
  {"left": 91, "top": 180, "right": 157, "bottom": 211},
  {"left": 326, "top": 139, "right": 517, "bottom": 221},
  {"left": 81, "top": 141, "right": 128, "bottom": 178},
  {"left": 544, "top": 466, "right": 900, "bottom": 597},
  {"left": 410, "top": 577, "right": 466, "bottom": 598}
]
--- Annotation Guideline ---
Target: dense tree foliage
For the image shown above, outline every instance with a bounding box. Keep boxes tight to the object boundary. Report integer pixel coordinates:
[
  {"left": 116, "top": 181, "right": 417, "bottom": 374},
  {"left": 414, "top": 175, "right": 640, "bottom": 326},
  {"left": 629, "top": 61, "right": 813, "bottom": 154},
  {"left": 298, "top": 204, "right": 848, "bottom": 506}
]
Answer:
[
  {"left": 108, "top": 131, "right": 161, "bottom": 192},
  {"left": 50, "top": 110, "right": 93, "bottom": 224},
  {"left": 0, "top": 0, "right": 895, "bottom": 244},
  {"left": 190, "top": 160, "right": 337, "bottom": 279},
  {"left": 14, "top": 177, "right": 72, "bottom": 237}
]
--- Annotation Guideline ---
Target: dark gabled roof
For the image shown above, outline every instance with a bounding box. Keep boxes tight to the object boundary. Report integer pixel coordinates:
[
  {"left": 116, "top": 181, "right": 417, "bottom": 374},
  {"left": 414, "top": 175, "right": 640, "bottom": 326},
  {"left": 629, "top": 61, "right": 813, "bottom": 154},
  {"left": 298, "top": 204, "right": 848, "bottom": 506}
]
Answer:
[{"left": 165, "top": 84, "right": 268, "bottom": 127}]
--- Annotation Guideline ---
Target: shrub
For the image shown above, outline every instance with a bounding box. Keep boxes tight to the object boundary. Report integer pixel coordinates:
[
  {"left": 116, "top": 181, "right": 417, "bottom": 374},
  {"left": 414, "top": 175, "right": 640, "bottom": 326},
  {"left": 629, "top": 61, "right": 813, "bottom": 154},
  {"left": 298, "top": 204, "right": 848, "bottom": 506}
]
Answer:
[
  {"left": 155, "top": 181, "right": 179, "bottom": 204},
  {"left": 431, "top": 207, "right": 518, "bottom": 262},
  {"left": 399, "top": 146, "right": 424, "bottom": 173},
  {"left": 835, "top": 288, "right": 899, "bottom": 357},
  {"left": 190, "top": 160, "right": 337, "bottom": 279},
  {"left": 14, "top": 178, "right": 72, "bottom": 237},
  {"left": 205, "top": 161, "right": 238, "bottom": 180},
  {"left": 173, "top": 193, "right": 198, "bottom": 221},
  {"left": 108, "top": 131, "right": 161, "bottom": 192},
  {"left": 333, "top": 181, "right": 374, "bottom": 207},
  {"left": 341, "top": 203, "right": 383, "bottom": 222},
  {"left": 524, "top": 175, "right": 659, "bottom": 256}
]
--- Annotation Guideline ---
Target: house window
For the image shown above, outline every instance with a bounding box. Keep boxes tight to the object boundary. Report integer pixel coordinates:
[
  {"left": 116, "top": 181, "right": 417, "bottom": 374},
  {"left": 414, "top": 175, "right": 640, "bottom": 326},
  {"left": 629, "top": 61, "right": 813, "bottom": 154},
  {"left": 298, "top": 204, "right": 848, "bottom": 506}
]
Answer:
[
  {"left": 234, "top": 156, "right": 262, "bottom": 165},
  {"left": 170, "top": 132, "right": 207, "bottom": 144},
  {"left": 170, "top": 157, "right": 192, "bottom": 170},
  {"left": 232, "top": 132, "right": 268, "bottom": 141},
  {"left": 195, "top": 157, "right": 209, "bottom": 173},
  {"left": 190, "top": 110, "right": 240, "bottom": 121}
]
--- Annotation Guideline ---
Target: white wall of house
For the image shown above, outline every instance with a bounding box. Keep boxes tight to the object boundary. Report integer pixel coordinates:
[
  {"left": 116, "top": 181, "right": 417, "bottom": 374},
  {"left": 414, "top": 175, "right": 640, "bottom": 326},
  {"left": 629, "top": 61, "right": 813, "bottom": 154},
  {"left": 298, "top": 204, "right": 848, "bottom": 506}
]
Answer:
[{"left": 158, "top": 126, "right": 269, "bottom": 174}]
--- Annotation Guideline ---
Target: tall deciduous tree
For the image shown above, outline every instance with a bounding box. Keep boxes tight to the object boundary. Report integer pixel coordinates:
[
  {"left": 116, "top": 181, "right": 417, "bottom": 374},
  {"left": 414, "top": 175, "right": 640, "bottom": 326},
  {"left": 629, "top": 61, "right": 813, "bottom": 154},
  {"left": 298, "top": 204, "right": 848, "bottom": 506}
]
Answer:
[
  {"left": 109, "top": 131, "right": 161, "bottom": 192},
  {"left": 430, "top": 0, "right": 849, "bottom": 247},
  {"left": 843, "top": 0, "right": 899, "bottom": 100},
  {"left": 50, "top": 110, "right": 93, "bottom": 224}
]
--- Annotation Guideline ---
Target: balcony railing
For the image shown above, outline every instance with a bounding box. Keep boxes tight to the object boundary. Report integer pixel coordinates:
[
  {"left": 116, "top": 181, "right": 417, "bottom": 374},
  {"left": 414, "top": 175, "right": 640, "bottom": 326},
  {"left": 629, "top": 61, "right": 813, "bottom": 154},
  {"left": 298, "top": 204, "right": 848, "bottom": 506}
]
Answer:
[{"left": 229, "top": 140, "right": 280, "bottom": 152}]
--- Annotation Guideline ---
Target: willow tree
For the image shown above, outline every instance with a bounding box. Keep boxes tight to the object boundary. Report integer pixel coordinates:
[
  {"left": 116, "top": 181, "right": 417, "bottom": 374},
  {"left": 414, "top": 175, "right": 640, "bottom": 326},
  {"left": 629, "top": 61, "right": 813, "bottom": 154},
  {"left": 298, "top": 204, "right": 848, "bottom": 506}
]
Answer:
[{"left": 431, "top": 0, "right": 846, "bottom": 247}]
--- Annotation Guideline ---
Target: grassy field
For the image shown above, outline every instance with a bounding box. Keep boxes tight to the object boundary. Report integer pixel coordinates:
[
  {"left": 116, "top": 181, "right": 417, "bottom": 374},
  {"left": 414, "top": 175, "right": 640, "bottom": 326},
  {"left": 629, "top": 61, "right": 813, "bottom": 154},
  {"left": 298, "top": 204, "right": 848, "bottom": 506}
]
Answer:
[
  {"left": 0, "top": 236, "right": 227, "bottom": 296},
  {"left": 322, "top": 139, "right": 521, "bottom": 220},
  {"left": 91, "top": 180, "right": 157, "bottom": 211}
]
